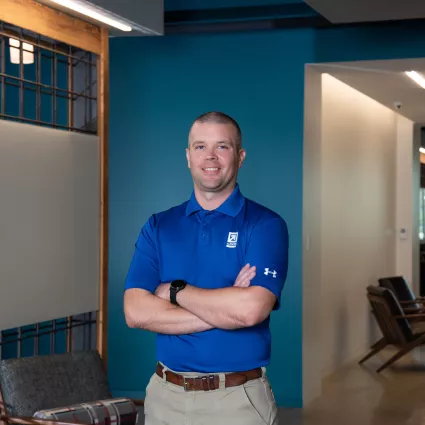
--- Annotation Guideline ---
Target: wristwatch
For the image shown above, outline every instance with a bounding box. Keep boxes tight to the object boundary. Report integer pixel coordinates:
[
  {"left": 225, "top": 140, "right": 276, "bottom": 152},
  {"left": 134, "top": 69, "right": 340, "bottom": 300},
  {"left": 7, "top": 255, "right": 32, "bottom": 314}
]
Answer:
[{"left": 170, "top": 280, "right": 187, "bottom": 306}]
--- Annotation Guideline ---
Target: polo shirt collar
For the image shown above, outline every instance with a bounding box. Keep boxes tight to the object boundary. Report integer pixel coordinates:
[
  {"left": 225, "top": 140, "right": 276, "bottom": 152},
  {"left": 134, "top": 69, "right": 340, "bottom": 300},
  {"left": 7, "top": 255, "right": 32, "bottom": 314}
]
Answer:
[{"left": 185, "top": 184, "right": 245, "bottom": 217}]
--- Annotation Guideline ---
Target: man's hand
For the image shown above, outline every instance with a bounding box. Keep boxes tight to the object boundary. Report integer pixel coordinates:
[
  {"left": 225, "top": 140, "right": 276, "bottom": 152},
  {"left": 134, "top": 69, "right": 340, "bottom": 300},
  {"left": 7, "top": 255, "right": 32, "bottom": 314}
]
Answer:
[
  {"left": 155, "top": 264, "right": 256, "bottom": 302},
  {"left": 233, "top": 264, "right": 256, "bottom": 287}
]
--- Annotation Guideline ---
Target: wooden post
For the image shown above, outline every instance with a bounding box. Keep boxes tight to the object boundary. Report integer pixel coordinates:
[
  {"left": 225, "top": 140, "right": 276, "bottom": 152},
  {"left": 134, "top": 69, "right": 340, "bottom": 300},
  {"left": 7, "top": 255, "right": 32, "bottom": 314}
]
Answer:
[{"left": 96, "top": 26, "right": 109, "bottom": 368}]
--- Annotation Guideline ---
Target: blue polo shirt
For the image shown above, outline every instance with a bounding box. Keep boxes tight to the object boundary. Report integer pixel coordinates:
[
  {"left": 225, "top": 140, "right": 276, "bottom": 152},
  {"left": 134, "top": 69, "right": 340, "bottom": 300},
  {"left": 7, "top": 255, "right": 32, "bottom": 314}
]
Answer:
[{"left": 124, "top": 185, "right": 289, "bottom": 373}]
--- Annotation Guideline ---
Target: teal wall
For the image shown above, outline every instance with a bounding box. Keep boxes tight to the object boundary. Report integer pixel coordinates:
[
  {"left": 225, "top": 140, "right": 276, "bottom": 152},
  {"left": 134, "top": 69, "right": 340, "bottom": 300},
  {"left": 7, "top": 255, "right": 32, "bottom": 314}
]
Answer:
[{"left": 108, "top": 20, "right": 425, "bottom": 408}]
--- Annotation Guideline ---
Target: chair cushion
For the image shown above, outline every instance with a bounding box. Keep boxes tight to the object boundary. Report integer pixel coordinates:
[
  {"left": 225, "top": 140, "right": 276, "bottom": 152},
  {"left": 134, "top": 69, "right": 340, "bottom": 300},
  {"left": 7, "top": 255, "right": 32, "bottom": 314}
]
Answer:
[
  {"left": 33, "top": 398, "right": 138, "bottom": 425},
  {"left": 379, "top": 276, "right": 419, "bottom": 308},
  {"left": 0, "top": 350, "right": 111, "bottom": 416}
]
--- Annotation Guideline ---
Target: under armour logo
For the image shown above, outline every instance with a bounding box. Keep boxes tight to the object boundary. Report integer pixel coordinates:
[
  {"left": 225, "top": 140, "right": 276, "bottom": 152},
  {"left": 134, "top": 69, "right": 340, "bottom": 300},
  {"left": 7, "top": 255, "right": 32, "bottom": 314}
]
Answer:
[{"left": 264, "top": 268, "right": 277, "bottom": 278}]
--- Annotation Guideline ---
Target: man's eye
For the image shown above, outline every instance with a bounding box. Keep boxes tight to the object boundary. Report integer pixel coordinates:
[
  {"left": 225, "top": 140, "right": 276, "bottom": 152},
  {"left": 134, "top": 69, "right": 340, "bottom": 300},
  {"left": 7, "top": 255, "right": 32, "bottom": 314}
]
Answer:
[
  {"left": 195, "top": 146, "right": 205, "bottom": 150},
  {"left": 218, "top": 145, "right": 229, "bottom": 149}
]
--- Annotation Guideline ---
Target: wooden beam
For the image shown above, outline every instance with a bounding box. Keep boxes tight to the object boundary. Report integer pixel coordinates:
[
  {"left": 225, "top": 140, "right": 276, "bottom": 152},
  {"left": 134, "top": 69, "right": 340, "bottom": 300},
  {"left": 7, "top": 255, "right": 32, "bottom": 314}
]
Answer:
[
  {"left": 0, "top": 0, "right": 101, "bottom": 54},
  {"left": 96, "top": 26, "right": 109, "bottom": 366}
]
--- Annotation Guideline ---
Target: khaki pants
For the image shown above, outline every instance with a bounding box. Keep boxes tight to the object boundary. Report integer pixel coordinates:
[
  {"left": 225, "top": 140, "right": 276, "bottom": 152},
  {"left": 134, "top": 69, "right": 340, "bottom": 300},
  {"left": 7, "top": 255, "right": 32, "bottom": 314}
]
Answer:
[{"left": 144, "top": 364, "right": 279, "bottom": 425}]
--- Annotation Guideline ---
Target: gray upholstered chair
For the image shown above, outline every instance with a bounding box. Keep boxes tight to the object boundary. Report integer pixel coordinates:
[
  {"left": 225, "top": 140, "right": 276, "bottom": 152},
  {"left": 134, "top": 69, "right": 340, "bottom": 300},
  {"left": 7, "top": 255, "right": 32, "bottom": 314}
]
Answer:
[{"left": 0, "top": 350, "right": 142, "bottom": 425}]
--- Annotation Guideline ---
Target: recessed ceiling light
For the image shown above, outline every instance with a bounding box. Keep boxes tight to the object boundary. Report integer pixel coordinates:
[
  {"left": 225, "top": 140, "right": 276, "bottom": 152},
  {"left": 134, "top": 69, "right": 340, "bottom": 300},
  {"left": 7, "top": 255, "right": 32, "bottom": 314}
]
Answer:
[{"left": 405, "top": 70, "right": 425, "bottom": 89}]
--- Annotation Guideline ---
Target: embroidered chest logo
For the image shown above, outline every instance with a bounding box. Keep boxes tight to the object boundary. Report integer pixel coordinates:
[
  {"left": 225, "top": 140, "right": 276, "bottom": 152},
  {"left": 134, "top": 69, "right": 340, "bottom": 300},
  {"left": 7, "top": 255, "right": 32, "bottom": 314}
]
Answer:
[
  {"left": 264, "top": 268, "right": 277, "bottom": 278},
  {"left": 226, "top": 232, "right": 238, "bottom": 248}
]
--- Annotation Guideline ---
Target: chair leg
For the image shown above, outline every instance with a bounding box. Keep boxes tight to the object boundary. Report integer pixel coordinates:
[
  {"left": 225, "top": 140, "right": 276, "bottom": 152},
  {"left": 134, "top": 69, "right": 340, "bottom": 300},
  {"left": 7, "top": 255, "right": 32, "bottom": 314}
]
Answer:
[
  {"left": 359, "top": 338, "right": 387, "bottom": 364},
  {"left": 376, "top": 347, "right": 409, "bottom": 373},
  {"left": 376, "top": 333, "right": 425, "bottom": 373}
]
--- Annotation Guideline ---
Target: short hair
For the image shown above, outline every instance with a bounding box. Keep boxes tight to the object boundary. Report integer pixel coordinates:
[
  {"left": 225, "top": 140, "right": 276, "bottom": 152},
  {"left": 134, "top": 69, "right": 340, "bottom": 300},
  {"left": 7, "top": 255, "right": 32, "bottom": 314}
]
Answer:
[{"left": 191, "top": 111, "right": 242, "bottom": 150}]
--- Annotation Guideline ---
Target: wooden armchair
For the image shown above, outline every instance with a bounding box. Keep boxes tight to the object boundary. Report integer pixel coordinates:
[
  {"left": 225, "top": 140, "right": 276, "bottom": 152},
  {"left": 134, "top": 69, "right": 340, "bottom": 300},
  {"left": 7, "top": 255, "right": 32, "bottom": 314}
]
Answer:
[
  {"left": 378, "top": 276, "right": 425, "bottom": 312},
  {"left": 359, "top": 285, "right": 425, "bottom": 373},
  {"left": 0, "top": 350, "right": 143, "bottom": 425}
]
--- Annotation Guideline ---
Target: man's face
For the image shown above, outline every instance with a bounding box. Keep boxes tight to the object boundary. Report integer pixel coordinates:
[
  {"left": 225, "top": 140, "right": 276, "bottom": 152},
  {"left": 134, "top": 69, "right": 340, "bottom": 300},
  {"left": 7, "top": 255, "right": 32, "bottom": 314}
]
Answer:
[{"left": 186, "top": 122, "right": 245, "bottom": 194}]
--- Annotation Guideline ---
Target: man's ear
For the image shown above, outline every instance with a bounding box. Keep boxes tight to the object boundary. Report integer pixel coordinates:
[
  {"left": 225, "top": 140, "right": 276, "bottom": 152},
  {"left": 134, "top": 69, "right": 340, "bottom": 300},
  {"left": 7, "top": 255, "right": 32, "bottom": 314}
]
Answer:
[
  {"left": 239, "top": 149, "right": 246, "bottom": 168},
  {"left": 186, "top": 148, "right": 191, "bottom": 169}
]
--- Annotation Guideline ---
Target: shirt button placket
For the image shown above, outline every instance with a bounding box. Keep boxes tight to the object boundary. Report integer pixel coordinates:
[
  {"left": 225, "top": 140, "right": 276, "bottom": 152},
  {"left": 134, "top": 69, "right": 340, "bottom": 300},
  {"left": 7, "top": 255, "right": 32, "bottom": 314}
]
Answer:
[{"left": 200, "top": 221, "right": 208, "bottom": 245}]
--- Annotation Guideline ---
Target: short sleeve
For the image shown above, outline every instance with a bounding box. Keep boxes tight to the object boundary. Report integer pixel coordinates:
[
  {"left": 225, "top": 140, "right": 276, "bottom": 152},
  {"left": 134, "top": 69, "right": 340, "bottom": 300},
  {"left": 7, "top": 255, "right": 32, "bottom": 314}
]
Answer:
[
  {"left": 124, "top": 215, "right": 161, "bottom": 293},
  {"left": 245, "top": 216, "right": 289, "bottom": 310}
]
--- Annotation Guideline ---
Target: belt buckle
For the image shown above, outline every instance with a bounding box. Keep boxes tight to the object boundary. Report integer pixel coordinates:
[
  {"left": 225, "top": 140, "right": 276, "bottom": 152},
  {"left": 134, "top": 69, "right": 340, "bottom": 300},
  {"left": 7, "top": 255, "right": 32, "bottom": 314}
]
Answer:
[{"left": 183, "top": 374, "right": 216, "bottom": 391}]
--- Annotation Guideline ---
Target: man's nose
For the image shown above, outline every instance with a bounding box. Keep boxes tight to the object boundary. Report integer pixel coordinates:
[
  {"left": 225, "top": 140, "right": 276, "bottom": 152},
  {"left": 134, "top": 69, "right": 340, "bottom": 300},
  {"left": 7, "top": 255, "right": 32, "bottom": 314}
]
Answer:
[{"left": 204, "top": 148, "right": 217, "bottom": 160}]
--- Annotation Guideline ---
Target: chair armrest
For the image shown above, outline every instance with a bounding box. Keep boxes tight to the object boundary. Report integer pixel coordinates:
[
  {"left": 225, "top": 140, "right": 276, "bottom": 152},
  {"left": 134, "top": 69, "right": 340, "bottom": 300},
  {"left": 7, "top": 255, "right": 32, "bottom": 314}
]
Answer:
[
  {"left": 395, "top": 313, "right": 425, "bottom": 319},
  {"left": 399, "top": 299, "right": 425, "bottom": 305},
  {"left": 132, "top": 399, "right": 144, "bottom": 406},
  {"left": 31, "top": 397, "right": 138, "bottom": 425},
  {"left": 2, "top": 414, "right": 81, "bottom": 425},
  {"left": 402, "top": 307, "right": 425, "bottom": 313}
]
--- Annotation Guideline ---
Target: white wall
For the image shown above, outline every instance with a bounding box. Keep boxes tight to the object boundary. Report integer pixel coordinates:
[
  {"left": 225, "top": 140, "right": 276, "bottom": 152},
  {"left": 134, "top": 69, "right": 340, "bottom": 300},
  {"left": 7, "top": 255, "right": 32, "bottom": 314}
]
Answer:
[
  {"left": 412, "top": 124, "right": 421, "bottom": 294},
  {"left": 302, "top": 66, "right": 323, "bottom": 405},
  {"left": 0, "top": 120, "right": 100, "bottom": 331},
  {"left": 395, "top": 115, "right": 414, "bottom": 285},
  {"left": 320, "top": 73, "right": 398, "bottom": 377}
]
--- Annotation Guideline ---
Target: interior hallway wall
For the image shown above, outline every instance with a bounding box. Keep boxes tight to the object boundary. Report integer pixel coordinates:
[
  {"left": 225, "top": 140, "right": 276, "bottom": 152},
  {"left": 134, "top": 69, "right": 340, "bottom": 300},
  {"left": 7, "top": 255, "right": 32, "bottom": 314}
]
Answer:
[
  {"left": 412, "top": 124, "right": 421, "bottom": 295},
  {"left": 320, "top": 73, "right": 397, "bottom": 377},
  {"left": 395, "top": 115, "right": 414, "bottom": 286},
  {"left": 302, "top": 66, "right": 323, "bottom": 405}
]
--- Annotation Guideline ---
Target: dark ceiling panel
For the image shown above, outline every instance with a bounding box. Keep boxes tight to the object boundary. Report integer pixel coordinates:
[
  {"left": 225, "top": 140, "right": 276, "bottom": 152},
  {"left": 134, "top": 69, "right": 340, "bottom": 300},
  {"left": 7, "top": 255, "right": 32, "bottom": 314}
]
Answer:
[
  {"left": 165, "top": 3, "right": 318, "bottom": 24},
  {"left": 304, "top": 0, "right": 425, "bottom": 23},
  {"left": 164, "top": 0, "right": 303, "bottom": 11}
]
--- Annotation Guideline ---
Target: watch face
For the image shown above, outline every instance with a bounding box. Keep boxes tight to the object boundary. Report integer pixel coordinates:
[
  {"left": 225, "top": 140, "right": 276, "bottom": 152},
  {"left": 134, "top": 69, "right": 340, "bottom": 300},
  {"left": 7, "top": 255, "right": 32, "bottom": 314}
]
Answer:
[{"left": 172, "top": 280, "right": 186, "bottom": 289}]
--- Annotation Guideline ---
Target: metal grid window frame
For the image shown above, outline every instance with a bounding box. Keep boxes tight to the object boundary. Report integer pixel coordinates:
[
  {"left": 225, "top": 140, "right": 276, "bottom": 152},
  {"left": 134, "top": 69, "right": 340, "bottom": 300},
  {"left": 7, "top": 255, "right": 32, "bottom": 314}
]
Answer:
[
  {"left": 0, "top": 313, "right": 97, "bottom": 359},
  {"left": 0, "top": 20, "right": 98, "bottom": 134}
]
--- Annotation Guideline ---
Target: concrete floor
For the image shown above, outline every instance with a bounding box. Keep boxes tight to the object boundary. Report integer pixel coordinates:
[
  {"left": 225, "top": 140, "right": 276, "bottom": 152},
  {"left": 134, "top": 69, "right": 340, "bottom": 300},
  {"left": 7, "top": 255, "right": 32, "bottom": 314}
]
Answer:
[
  {"left": 138, "top": 348, "right": 425, "bottom": 424},
  {"left": 280, "top": 348, "right": 425, "bottom": 425}
]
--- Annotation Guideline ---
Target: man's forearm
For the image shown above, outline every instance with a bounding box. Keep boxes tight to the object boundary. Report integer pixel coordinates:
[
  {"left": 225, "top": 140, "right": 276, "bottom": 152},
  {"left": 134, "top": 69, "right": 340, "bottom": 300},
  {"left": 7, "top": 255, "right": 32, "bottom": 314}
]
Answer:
[
  {"left": 124, "top": 289, "right": 214, "bottom": 335},
  {"left": 176, "top": 285, "right": 260, "bottom": 330}
]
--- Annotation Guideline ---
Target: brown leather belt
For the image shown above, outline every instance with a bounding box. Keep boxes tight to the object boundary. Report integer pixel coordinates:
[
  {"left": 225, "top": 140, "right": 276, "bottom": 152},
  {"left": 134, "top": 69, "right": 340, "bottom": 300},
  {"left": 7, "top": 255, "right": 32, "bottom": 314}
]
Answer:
[{"left": 155, "top": 363, "right": 262, "bottom": 391}]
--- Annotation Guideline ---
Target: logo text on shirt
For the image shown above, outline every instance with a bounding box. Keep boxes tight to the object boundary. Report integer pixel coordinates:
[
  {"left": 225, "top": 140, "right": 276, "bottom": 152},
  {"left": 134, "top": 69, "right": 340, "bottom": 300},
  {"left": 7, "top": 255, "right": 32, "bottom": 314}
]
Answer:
[
  {"left": 264, "top": 268, "right": 277, "bottom": 278},
  {"left": 226, "top": 232, "right": 238, "bottom": 248}
]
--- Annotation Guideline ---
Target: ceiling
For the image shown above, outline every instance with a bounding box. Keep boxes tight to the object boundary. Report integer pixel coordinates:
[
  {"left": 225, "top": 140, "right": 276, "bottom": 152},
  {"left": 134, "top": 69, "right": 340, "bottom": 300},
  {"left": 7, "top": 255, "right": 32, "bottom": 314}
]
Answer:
[
  {"left": 164, "top": 0, "right": 297, "bottom": 10},
  {"left": 313, "top": 59, "right": 425, "bottom": 124},
  {"left": 304, "top": 0, "right": 425, "bottom": 23},
  {"left": 36, "top": 0, "right": 164, "bottom": 37},
  {"left": 88, "top": 0, "right": 163, "bottom": 36},
  {"left": 34, "top": 0, "right": 425, "bottom": 37}
]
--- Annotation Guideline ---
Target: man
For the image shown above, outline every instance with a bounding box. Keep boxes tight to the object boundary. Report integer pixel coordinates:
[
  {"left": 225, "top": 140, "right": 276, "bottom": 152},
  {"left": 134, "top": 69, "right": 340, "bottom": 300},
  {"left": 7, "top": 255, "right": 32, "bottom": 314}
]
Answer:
[{"left": 123, "top": 111, "right": 289, "bottom": 425}]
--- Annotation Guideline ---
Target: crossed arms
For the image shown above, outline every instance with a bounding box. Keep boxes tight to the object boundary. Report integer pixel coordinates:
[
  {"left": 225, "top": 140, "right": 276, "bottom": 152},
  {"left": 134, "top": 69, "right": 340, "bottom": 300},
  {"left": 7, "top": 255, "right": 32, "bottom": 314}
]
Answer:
[
  {"left": 123, "top": 215, "right": 288, "bottom": 335},
  {"left": 124, "top": 264, "right": 276, "bottom": 334}
]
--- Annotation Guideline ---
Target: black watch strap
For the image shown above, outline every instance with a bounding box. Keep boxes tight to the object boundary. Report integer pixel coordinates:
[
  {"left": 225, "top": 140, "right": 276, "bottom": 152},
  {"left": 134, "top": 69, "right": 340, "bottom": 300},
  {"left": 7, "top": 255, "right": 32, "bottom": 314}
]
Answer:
[{"left": 170, "top": 280, "right": 187, "bottom": 305}]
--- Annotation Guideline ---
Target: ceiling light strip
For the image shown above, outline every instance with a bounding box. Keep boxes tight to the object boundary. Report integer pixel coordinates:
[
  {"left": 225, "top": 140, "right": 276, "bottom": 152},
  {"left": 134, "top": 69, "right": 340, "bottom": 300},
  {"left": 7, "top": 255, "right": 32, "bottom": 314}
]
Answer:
[
  {"left": 405, "top": 70, "right": 425, "bottom": 89},
  {"left": 49, "top": 0, "right": 132, "bottom": 31}
]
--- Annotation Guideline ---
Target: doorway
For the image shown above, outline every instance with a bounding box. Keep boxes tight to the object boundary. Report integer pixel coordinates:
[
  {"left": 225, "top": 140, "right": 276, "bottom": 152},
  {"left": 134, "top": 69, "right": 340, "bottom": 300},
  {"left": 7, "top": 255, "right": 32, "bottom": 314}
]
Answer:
[{"left": 303, "top": 58, "right": 425, "bottom": 404}]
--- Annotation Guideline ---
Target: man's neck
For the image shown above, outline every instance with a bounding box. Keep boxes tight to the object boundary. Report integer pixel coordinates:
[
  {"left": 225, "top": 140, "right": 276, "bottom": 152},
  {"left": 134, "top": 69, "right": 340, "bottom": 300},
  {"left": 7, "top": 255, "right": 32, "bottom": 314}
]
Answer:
[{"left": 194, "top": 185, "right": 236, "bottom": 211}]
